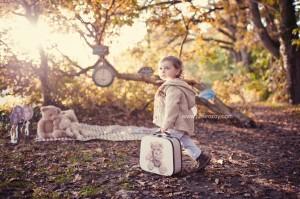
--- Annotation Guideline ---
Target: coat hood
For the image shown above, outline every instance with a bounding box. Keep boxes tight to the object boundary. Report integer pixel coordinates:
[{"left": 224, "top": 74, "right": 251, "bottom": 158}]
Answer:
[{"left": 162, "top": 78, "right": 196, "bottom": 109}]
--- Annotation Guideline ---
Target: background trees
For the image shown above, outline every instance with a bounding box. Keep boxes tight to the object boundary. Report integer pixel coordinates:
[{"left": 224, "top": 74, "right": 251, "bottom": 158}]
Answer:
[{"left": 0, "top": 0, "right": 299, "bottom": 111}]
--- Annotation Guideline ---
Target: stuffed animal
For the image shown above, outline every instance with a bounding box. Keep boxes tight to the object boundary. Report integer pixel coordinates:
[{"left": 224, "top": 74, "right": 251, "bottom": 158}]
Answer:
[
  {"left": 37, "top": 105, "right": 61, "bottom": 139},
  {"left": 53, "top": 110, "right": 82, "bottom": 139},
  {"left": 53, "top": 109, "right": 78, "bottom": 131},
  {"left": 52, "top": 115, "right": 71, "bottom": 138},
  {"left": 61, "top": 110, "right": 78, "bottom": 123},
  {"left": 65, "top": 122, "right": 84, "bottom": 140},
  {"left": 146, "top": 142, "right": 167, "bottom": 174},
  {"left": 37, "top": 106, "right": 81, "bottom": 139},
  {"left": 53, "top": 109, "right": 82, "bottom": 138}
]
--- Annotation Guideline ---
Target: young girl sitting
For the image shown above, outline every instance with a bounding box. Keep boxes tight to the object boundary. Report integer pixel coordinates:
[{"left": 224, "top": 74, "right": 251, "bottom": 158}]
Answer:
[{"left": 153, "top": 55, "right": 211, "bottom": 171}]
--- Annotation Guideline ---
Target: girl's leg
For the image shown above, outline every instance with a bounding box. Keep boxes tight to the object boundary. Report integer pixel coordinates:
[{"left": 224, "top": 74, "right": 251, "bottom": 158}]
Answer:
[
  {"left": 179, "top": 134, "right": 202, "bottom": 160},
  {"left": 168, "top": 129, "right": 210, "bottom": 170},
  {"left": 164, "top": 129, "right": 202, "bottom": 160}
]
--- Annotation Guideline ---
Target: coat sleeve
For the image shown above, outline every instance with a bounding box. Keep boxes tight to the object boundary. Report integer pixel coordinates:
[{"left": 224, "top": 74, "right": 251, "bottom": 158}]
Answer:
[{"left": 162, "top": 86, "right": 182, "bottom": 130}]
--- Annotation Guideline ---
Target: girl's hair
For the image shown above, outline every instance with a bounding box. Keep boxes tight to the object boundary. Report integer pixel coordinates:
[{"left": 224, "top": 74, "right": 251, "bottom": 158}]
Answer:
[{"left": 160, "top": 56, "right": 183, "bottom": 78}]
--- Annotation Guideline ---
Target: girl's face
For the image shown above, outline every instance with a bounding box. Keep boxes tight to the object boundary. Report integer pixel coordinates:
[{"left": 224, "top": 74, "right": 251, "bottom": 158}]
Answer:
[{"left": 158, "top": 60, "right": 180, "bottom": 80}]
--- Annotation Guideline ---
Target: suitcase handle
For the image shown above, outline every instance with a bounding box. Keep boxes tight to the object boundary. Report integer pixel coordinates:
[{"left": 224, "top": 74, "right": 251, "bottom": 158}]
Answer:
[{"left": 153, "top": 130, "right": 171, "bottom": 137}]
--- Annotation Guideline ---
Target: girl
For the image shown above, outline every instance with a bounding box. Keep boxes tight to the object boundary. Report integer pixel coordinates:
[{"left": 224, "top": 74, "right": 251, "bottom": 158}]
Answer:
[{"left": 153, "top": 55, "right": 211, "bottom": 171}]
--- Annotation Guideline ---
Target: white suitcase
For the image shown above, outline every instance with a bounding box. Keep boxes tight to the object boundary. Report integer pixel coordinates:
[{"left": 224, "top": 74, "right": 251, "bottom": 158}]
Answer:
[{"left": 139, "top": 133, "right": 182, "bottom": 176}]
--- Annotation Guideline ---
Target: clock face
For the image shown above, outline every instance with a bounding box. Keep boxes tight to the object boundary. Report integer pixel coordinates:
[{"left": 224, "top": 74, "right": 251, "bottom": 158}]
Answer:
[
  {"left": 138, "top": 66, "right": 153, "bottom": 77},
  {"left": 92, "top": 66, "right": 115, "bottom": 87}
]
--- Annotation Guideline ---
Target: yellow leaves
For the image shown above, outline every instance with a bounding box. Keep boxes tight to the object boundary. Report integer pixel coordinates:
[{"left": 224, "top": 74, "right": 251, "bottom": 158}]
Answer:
[
  {"left": 213, "top": 74, "right": 250, "bottom": 104},
  {"left": 292, "top": 28, "right": 300, "bottom": 47},
  {"left": 261, "top": 0, "right": 278, "bottom": 6}
]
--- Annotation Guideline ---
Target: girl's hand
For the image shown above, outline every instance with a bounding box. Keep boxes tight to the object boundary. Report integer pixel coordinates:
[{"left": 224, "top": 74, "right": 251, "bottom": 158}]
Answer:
[
  {"left": 160, "top": 128, "right": 167, "bottom": 133},
  {"left": 155, "top": 79, "right": 165, "bottom": 84}
]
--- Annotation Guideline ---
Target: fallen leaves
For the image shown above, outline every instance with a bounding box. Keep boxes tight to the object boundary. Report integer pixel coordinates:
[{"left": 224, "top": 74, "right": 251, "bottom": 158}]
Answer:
[
  {"left": 0, "top": 106, "right": 300, "bottom": 198},
  {"left": 72, "top": 174, "right": 82, "bottom": 182}
]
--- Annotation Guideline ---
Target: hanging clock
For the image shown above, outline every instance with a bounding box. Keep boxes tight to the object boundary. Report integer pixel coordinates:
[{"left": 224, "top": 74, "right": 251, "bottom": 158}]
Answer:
[
  {"left": 138, "top": 66, "right": 153, "bottom": 77},
  {"left": 92, "top": 61, "right": 116, "bottom": 87},
  {"left": 93, "top": 45, "right": 109, "bottom": 56}
]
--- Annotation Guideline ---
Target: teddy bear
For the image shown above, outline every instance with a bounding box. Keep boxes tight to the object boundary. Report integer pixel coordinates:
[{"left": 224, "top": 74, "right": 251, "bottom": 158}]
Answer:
[
  {"left": 37, "top": 105, "right": 61, "bottom": 139},
  {"left": 146, "top": 142, "right": 167, "bottom": 174},
  {"left": 53, "top": 109, "right": 81, "bottom": 138},
  {"left": 37, "top": 106, "right": 80, "bottom": 139},
  {"left": 52, "top": 110, "right": 84, "bottom": 139}
]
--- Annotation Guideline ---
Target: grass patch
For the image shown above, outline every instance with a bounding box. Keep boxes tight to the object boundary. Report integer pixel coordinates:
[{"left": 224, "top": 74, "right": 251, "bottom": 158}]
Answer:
[
  {"left": 53, "top": 174, "right": 72, "bottom": 184},
  {"left": 53, "top": 167, "right": 74, "bottom": 184},
  {"left": 119, "top": 180, "right": 134, "bottom": 190},
  {"left": 110, "top": 153, "right": 128, "bottom": 170},
  {"left": 32, "top": 187, "right": 71, "bottom": 199},
  {"left": 79, "top": 185, "right": 104, "bottom": 197},
  {"left": 68, "top": 151, "right": 93, "bottom": 164}
]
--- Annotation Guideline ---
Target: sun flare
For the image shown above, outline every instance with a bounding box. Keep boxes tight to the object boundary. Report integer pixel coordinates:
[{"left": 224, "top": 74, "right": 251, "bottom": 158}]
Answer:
[
  {"left": 0, "top": 16, "right": 52, "bottom": 60},
  {"left": 0, "top": 14, "right": 146, "bottom": 67}
]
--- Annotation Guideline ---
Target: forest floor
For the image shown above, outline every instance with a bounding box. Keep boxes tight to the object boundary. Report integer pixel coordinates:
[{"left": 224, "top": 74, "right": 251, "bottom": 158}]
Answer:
[{"left": 0, "top": 105, "right": 299, "bottom": 199}]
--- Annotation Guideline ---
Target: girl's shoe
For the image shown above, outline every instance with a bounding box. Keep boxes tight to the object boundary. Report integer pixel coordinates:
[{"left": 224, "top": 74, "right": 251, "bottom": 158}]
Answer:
[{"left": 195, "top": 152, "right": 211, "bottom": 171}]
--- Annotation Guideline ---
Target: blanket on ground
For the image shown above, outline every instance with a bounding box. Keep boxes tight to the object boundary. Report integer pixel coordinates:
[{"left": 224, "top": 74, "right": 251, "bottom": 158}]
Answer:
[{"left": 36, "top": 105, "right": 158, "bottom": 142}]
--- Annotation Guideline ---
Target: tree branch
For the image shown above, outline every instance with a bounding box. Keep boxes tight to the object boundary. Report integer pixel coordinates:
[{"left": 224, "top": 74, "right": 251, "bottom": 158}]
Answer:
[
  {"left": 99, "top": 0, "right": 116, "bottom": 43},
  {"left": 12, "top": 11, "right": 26, "bottom": 17},
  {"left": 217, "top": 28, "right": 236, "bottom": 41},
  {"left": 219, "top": 45, "right": 235, "bottom": 51},
  {"left": 112, "top": 64, "right": 255, "bottom": 128},
  {"left": 77, "top": 30, "right": 95, "bottom": 48},
  {"left": 248, "top": 0, "right": 280, "bottom": 58},
  {"left": 172, "top": 5, "right": 192, "bottom": 58},
  {"left": 54, "top": 47, "right": 84, "bottom": 70},
  {"left": 75, "top": 14, "right": 97, "bottom": 37},
  {"left": 0, "top": 39, "right": 9, "bottom": 49},
  {"left": 202, "top": 37, "right": 234, "bottom": 46},
  {"left": 53, "top": 47, "right": 102, "bottom": 76},
  {"left": 138, "top": 0, "right": 185, "bottom": 11}
]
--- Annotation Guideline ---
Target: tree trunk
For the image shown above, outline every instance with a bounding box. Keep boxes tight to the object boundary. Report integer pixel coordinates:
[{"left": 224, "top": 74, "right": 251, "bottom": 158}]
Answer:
[
  {"left": 38, "top": 46, "right": 53, "bottom": 106},
  {"left": 249, "top": 0, "right": 300, "bottom": 104},
  {"left": 279, "top": 0, "right": 300, "bottom": 104},
  {"left": 19, "top": 2, "right": 54, "bottom": 106},
  {"left": 115, "top": 71, "right": 256, "bottom": 127},
  {"left": 248, "top": 1, "right": 280, "bottom": 59}
]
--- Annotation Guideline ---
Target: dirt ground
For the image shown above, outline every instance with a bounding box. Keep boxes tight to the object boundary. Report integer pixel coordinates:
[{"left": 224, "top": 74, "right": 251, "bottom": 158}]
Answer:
[{"left": 0, "top": 105, "right": 299, "bottom": 199}]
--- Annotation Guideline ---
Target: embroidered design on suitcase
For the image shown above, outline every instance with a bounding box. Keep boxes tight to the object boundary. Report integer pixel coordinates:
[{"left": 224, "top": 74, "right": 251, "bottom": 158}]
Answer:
[
  {"left": 140, "top": 133, "right": 182, "bottom": 176},
  {"left": 146, "top": 142, "right": 167, "bottom": 174}
]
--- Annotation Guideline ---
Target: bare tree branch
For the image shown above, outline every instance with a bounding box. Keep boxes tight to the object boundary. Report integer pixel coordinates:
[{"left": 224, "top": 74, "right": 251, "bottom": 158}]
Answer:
[
  {"left": 0, "top": 39, "right": 9, "bottom": 49},
  {"left": 54, "top": 47, "right": 84, "bottom": 70},
  {"left": 166, "top": 34, "right": 182, "bottom": 45},
  {"left": 179, "top": 31, "right": 189, "bottom": 58},
  {"left": 217, "top": 28, "right": 236, "bottom": 41},
  {"left": 220, "top": 45, "right": 235, "bottom": 51},
  {"left": 202, "top": 37, "right": 234, "bottom": 46},
  {"left": 12, "top": 11, "right": 26, "bottom": 17},
  {"left": 98, "top": 0, "right": 116, "bottom": 43},
  {"left": 77, "top": 30, "right": 95, "bottom": 48},
  {"left": 75, "top": 14, "right": 98, "bottom": 38},
  {"left": 53, "top": 47, "right": 104, "bottom": 77},
  {"left": 172, "top": 4, "right": 198, "bottom": 58},
  {"left": 138, "top": 0, "right": 185, "bottom": 11},
  {"left": 190, "top": 6, "right": 224, "bottom": 24}
]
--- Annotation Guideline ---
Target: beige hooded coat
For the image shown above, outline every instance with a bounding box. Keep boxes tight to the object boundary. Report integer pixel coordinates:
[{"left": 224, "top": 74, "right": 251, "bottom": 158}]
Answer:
[{"left": 153, "top": 78, "right": 197, "bottom": 136}]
